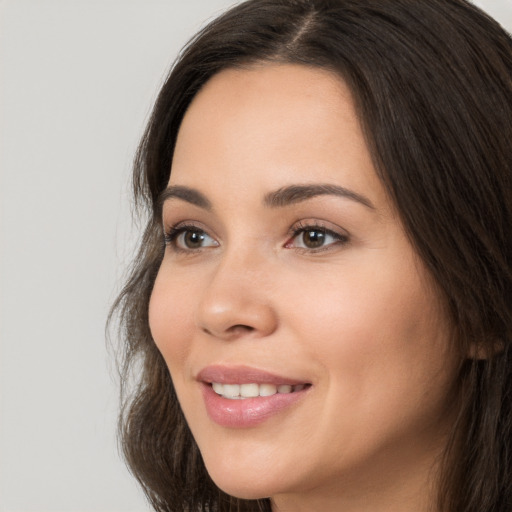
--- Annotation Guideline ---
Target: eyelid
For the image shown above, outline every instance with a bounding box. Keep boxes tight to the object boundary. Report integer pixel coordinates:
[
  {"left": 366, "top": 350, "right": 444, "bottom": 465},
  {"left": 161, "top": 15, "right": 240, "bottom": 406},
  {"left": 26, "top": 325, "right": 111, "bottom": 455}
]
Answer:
[
  {"left": 284, "top": 219, "right": 350, "bottom": 252},
  {"left": 161, "top": 218, "right": 349, "bottom": 254},
  {"left": 163, "top": 221, "right": 219, "bottom": 252},
  {"left": 162, "top": 218, "right": 213, "bottom": 237}
]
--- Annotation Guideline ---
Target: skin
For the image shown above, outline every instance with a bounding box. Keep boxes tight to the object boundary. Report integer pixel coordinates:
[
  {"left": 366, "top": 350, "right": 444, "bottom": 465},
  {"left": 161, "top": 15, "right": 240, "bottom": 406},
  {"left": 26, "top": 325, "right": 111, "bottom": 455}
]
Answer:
[{"left": 149, "top": 64, "right": 460, "bottom": 512}]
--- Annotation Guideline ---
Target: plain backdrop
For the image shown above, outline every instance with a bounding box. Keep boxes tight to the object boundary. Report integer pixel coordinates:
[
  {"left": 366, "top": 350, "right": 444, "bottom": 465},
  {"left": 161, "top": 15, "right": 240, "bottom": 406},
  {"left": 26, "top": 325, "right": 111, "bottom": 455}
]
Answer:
[{"left": 0, "top": 1, "right": 511, "bottom": 511}]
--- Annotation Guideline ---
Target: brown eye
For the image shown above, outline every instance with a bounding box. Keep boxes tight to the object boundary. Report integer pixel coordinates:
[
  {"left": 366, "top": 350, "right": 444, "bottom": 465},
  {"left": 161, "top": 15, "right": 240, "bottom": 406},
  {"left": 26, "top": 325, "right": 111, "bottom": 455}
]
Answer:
[
  {"left": 182, "top": 230, "right": 206, "bottom": 249},
  {"left": 286, "top": 225, "right": 348, "bottom": 251},
  {"left": 302, "top": 229, "right": 326, "bottom": 249},
  {"left": 165, "top": 227, "right": 219, "bottom": 251}
]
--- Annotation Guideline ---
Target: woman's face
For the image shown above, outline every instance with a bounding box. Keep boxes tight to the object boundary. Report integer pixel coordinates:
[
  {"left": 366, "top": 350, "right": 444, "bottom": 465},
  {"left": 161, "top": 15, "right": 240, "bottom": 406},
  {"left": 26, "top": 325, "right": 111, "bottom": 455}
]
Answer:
[{"left": 149, "top": 64, "right": 459, "bottom": 510}]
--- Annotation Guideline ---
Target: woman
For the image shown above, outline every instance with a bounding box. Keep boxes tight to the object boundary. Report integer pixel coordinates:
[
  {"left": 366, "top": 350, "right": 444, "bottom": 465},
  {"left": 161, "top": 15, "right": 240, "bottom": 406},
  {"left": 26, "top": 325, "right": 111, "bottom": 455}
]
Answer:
[{"left": 112, "top": 1, "right": 512, "bottom": 510}]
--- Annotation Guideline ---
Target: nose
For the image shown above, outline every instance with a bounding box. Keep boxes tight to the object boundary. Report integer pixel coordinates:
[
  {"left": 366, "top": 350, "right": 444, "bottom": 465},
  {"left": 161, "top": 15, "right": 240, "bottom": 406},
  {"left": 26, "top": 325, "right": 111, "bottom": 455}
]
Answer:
[{"left": 195, "top": 250, "right": 278, "bottom": 341}]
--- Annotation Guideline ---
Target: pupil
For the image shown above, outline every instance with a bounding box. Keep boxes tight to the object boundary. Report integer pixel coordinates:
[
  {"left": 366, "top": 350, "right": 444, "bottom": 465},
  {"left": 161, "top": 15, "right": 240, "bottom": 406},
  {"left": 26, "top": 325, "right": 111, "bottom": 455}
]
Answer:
[
  {"left": 304, "top": 230, "right": 325, "bottom": 248},
  {"left": 185, "top": 231, "right": 204, "bottom": 248}
]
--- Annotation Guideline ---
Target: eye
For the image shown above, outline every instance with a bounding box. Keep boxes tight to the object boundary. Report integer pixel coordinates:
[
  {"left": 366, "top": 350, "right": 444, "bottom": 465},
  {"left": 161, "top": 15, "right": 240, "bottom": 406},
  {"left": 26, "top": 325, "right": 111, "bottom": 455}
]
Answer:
[
  {"left": 164, "top": 225, "right": 219, "bottom": 251},
  {"left": 285, "top": 223, "right": 348, "bottom": 251}
]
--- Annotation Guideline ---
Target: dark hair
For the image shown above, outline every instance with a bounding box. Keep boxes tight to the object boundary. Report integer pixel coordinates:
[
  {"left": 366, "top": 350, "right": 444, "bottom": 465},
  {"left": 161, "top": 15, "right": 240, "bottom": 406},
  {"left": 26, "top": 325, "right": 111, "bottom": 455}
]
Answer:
[{"left": 111, "top": 1, "right": 512, "bottom": 510}]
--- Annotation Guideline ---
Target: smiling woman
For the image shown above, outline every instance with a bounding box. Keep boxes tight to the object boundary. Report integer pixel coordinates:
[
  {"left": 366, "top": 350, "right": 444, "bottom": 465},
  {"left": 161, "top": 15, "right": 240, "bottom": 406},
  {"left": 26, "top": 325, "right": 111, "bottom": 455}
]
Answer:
[
  {"left": 151, "top": 64, "right": 460, "bottom": 508},
  {"left": 111, "top": 1, "right": 512, "bottom": 511}
]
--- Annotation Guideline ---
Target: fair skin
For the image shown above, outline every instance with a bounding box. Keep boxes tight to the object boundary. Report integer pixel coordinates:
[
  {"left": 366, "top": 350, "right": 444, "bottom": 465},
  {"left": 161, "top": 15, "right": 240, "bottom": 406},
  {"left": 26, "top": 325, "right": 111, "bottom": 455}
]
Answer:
[{"left": 149, "top": 64, "right": 460, "bottom": 512}]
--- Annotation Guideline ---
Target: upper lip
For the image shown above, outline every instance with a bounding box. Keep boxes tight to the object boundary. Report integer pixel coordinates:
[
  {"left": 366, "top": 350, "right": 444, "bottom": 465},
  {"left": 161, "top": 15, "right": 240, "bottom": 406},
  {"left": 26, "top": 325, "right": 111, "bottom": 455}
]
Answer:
[{"left": 197, "top": 365, "right": 309, "bottom": 386}]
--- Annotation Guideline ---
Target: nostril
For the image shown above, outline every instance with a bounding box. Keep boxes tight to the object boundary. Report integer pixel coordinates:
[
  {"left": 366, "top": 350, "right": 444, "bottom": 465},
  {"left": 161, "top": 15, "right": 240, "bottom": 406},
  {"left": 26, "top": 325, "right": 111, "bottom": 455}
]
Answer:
[
  {"left": 202, "top": 326, "right": 213, "bottom": 336},
  {"left": 228, "top": 324, "right": 255, "bottom": 334},
  {"left": 201, "top": 324, "right": 254, "bottom": 338}
]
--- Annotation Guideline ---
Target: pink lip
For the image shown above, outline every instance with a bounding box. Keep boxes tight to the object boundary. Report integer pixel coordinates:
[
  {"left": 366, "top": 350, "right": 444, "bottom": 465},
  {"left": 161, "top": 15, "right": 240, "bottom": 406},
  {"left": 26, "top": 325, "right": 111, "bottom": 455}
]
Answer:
[
  {"left": 197, "top": 365, "right": 306, "bottom": 386},
  {"left": 197, "top": 365, "right": 311, "bottom": 428}
]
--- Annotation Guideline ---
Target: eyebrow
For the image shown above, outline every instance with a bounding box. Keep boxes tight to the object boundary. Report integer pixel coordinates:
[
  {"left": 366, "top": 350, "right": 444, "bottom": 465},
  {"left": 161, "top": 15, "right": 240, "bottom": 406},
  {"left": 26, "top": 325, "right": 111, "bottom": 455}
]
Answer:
[
  {"left": 264, "top": 184, "right": 375, "bottom": 209},
  {"left": 158, "top": 183, "right": 375, "bottom": 211},
  {"left": 158, "top": 185, "right": 212, "bottom": 211}
]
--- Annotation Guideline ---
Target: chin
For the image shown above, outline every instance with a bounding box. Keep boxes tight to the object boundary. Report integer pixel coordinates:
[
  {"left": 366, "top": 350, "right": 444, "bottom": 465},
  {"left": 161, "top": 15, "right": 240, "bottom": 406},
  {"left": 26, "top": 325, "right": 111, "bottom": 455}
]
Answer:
[
  {"left": 208, "top": 473, "right": 274, "bottom": 500},
  {"left": 202, "top": 456, "right": 290, "bottom": 500}
]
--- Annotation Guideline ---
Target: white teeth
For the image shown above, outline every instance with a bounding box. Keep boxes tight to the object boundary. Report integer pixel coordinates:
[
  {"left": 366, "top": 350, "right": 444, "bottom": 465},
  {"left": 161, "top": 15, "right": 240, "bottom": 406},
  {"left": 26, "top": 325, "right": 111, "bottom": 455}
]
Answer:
[
  {"left": 240, "top": 383, "right": 260, "bottom": 397},
  {"left": 222, "top": 384, "right": 240, "bottom": 398},
  {"left": 211, "top": 382, "right": 307, "bottom": 399},
  {"left": 212, "top": 382, "right": 223, "bottom": 394},
  {"left": 259, "top": 383, "right": 277, "bottom": 396}
]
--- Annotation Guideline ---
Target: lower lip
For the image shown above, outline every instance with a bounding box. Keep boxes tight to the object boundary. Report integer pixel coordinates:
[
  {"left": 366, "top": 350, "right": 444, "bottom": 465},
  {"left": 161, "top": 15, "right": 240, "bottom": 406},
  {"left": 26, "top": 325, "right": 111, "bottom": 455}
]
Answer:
[{"left": 201, "top": 383, "right": 309, "bottom": 428}]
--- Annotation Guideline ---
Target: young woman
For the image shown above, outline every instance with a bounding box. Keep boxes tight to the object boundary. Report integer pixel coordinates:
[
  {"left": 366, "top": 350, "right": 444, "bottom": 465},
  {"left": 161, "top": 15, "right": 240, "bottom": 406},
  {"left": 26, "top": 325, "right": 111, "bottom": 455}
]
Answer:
[{"left": 112, "top": 1, "right": 512, "bottom": 510}]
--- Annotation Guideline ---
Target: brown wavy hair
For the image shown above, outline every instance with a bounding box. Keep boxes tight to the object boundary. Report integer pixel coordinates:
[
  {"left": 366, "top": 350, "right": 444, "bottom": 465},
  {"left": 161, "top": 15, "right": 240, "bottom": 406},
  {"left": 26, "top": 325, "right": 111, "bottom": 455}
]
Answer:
[{"left": 110, "top": 1, "right": 512, "bottom": 510}]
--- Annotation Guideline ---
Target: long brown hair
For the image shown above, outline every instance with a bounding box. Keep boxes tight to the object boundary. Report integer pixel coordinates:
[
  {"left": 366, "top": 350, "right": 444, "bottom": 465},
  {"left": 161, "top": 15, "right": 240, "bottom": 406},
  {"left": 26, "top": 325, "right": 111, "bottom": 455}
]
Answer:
[{"left": 111, "top": 1, "right": 512, "bottom": 510}]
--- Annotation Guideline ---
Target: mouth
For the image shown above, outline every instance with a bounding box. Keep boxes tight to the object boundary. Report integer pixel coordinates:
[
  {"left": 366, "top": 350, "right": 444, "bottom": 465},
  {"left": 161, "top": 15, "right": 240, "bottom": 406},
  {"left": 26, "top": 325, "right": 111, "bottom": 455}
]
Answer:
[{"left": 197, "top": 365, "right": 312, "bottom": 428}]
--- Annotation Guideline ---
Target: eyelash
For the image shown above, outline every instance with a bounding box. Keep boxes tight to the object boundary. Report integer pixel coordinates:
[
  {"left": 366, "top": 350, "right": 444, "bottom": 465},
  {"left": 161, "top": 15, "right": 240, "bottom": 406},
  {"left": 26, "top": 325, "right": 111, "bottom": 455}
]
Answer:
[
  {"left": 285, "top": 221, "right": 349, "bottom": 253},
  {"left": 163, "top": 223, "right": 214, "bottom": 253},
  {"left": 163, "top": 221, "right": 349, "bottom": 254}
]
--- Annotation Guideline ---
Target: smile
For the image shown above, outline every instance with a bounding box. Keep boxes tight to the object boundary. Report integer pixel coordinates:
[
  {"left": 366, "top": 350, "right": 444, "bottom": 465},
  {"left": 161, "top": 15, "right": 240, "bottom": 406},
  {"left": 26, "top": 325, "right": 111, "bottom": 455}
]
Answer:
[
  {"left": 211, "top": 382, "right": 307, "bottom": 399},
  {"left": 197, "top": 365, "right": 311, "bottom": 427}
]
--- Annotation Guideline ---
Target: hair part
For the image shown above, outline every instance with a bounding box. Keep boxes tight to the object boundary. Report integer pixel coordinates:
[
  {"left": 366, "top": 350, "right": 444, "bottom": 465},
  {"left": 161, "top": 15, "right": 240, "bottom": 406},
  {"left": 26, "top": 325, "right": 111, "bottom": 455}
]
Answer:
[{"left": 111, "top": 1, "right": 512, "bottom": 510}]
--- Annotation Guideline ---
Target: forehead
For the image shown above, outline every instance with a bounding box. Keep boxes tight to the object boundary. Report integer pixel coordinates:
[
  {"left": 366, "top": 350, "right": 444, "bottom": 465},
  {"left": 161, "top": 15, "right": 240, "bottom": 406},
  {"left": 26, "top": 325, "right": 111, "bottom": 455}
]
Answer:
[
  {"left": 170, "top": 63, "right": 388, "bottom": 210},
  {"left": 175, "top": 64, "right": 357, "bottom": 156}
]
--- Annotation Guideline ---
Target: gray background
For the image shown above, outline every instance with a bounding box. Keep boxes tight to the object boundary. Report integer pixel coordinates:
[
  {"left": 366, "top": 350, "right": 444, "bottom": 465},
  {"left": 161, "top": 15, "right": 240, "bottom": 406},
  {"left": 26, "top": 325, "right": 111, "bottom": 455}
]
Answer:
[{"left": 1, "top": 1, "right": 511, "bottom": 510}]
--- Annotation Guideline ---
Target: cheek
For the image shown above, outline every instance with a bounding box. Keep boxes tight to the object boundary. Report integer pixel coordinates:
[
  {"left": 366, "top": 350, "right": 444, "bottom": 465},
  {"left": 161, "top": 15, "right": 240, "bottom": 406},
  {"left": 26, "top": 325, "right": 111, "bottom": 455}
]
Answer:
[
  {"left": 287, "top": 263, "right": 424, "bottom": 345},
  {"left": 286, "top": 255, "right": 456, "bottom": 405},
  {"left": 288, "top": 271, "right": 456, "bottom": 472},
  {"left": 148, "top": 267, "right": 195, "bottom": 372}
]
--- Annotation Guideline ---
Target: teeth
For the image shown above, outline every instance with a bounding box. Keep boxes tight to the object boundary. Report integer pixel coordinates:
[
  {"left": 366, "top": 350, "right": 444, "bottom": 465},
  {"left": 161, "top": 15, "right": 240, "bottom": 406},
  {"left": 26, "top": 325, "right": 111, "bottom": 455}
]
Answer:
[
  {"left": 211, "top": 382, "right": 307, "bottom": 399},
  {"left": 223, "top": 384, "right": 240, "bottom": 398},
  {"left": 260, "top": 383, "right": 277, "bottom": 396},
  {"left": 212, "top": 382, "right": 223, "bottom": 395},
  {"left": 240, "top": 383, "right": 259, "bottom": 397}
]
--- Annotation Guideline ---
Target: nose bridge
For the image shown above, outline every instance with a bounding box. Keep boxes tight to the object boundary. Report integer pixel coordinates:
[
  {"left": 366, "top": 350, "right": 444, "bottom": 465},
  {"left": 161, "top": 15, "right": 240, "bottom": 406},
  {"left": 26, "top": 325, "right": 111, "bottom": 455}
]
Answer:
[{"left": 195, "top": 242, "right": 277, "bottom": 340}]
